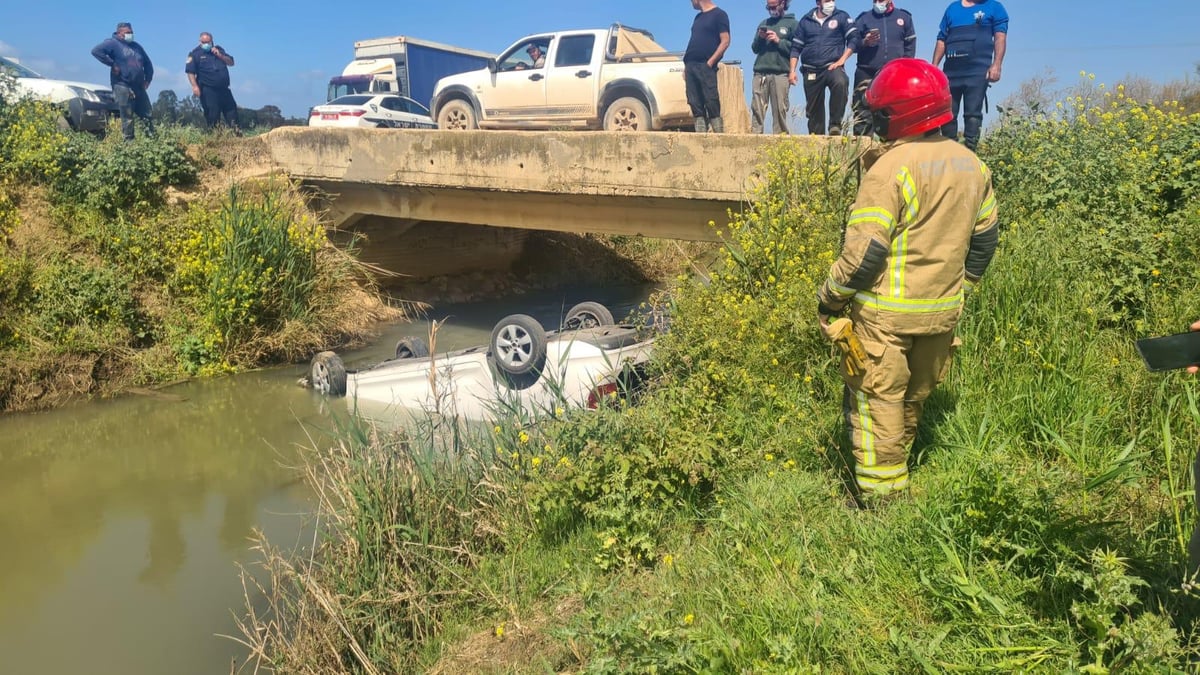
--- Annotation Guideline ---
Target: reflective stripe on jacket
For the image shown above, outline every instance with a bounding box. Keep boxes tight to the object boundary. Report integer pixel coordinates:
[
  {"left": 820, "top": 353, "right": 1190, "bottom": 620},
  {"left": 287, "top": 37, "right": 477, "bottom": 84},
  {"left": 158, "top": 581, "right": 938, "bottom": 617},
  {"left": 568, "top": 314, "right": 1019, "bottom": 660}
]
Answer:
[{"left": 818, "top": 135, "right": 999, "bottom": 335}]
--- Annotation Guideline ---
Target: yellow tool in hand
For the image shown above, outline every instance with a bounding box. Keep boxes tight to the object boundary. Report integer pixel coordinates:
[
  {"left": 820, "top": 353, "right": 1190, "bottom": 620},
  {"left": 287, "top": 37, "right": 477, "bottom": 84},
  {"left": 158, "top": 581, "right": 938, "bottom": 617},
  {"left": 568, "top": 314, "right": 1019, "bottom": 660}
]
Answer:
[{"left": 826, "top": 318, "right": 868, "bottom": 377}]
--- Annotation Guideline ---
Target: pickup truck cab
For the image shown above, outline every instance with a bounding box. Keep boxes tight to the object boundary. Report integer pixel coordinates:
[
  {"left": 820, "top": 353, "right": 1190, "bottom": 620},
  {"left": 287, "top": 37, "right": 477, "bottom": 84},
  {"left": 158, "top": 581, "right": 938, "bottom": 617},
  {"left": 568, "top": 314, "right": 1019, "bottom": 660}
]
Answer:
[{"left": 432, "top": 24, "right": 695, "bottom": 132}]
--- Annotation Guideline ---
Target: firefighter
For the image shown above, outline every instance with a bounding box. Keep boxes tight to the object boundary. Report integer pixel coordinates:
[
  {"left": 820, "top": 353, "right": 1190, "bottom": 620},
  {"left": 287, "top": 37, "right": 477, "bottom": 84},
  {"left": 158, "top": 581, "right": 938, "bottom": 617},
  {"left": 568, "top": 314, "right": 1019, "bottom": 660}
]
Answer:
[{"left": 816, "top": 57, "right": 999, "bottom": 503}]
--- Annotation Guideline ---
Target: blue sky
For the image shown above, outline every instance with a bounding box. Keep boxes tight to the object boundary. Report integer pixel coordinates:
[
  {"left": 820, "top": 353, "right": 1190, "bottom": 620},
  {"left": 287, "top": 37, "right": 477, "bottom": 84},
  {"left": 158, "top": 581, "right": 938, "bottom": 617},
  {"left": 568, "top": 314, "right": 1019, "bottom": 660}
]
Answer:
[{"left": 2, "top": 1, "right": 1199, "bottom": 122}]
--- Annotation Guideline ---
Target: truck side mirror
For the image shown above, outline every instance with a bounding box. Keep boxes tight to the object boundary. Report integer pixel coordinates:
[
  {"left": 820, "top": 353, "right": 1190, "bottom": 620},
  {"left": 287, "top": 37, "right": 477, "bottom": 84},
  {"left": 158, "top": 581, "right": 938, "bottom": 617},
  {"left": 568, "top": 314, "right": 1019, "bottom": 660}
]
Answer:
[{"left": 487, "top": 58, "right": 498, "bottom": 74}]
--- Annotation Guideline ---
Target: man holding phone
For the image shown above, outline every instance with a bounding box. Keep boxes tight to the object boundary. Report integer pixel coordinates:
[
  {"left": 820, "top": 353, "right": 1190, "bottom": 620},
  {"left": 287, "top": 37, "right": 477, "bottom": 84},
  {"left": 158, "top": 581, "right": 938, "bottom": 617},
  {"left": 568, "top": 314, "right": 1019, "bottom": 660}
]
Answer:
[
  {"left": 850, "top": 1, "right": 916, "bottom": 136},
  {"left": 751, "top": 0, "right": 800, "bottom": 134},
  {"left": 186, "top": 32, "right": 239, "bottom": 131}
]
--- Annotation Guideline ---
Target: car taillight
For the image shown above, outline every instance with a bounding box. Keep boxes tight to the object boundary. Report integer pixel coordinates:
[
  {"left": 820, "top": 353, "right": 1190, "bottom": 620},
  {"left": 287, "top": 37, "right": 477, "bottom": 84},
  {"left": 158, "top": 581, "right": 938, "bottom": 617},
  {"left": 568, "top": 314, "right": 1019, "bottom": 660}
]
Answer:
[
  {"left": 308, "top": 110, "right": 319, "bottom": 116},
  {"left": 587, "top": 382, "right": 619, "bottom": 410},
  {"left": 339, "top": 110, "right": 366, "bottom": 117}
]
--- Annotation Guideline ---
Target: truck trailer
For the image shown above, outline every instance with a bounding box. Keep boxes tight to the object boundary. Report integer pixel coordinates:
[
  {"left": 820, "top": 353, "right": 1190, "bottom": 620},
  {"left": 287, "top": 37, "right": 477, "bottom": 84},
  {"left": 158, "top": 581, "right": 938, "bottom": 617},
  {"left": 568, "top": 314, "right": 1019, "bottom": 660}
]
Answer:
[{"left": 328, "top": 36, "right": 494, "bottom": 109}]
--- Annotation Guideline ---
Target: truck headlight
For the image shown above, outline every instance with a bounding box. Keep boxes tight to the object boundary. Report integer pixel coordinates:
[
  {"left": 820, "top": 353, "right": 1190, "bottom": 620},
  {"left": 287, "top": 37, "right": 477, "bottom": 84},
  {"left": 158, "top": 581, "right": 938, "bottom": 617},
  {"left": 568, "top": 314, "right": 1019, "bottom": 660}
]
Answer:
[{"left": 67, "top": 86, "right": 102, "bottom": 103}]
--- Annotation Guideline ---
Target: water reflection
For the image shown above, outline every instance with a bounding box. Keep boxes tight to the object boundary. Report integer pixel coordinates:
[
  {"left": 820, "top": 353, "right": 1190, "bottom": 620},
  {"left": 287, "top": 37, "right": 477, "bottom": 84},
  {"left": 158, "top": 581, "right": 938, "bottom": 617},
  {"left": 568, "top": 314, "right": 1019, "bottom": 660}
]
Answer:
[{"left": 0, "top": 283, "right": 656, "bottom": 675}]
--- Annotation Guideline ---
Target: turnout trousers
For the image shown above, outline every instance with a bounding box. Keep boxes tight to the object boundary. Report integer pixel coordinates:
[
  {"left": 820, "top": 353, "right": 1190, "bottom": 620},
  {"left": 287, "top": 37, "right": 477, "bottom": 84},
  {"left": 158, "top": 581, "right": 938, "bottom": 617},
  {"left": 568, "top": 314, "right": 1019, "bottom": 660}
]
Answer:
[{"left": 840, "top": 318, "right": 956, "bottom": 494}]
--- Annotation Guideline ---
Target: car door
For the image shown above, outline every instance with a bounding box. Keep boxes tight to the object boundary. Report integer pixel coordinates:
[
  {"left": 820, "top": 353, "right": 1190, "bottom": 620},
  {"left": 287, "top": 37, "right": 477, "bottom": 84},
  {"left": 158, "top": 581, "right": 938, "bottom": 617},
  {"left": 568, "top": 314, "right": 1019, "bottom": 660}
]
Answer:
[
  {"left": 373, "top": 96, "right": 407, "bottom": 127},
  {"left": 397, "top": 97, "right": 437, "bottom": 129},
  {"left": 543, "top": 33, "right": 600, "bottom": 123},
  {"left": 474, "top": 37, "right": 552, "bottom": 125}
]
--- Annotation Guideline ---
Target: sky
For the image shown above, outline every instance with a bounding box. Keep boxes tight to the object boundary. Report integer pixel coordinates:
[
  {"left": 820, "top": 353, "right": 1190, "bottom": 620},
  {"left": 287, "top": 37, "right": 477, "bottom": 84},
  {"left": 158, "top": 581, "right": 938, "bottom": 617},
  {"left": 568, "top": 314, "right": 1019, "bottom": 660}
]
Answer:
[{"left": 2, "top": 1, "right": 1199, "bottom": 123}]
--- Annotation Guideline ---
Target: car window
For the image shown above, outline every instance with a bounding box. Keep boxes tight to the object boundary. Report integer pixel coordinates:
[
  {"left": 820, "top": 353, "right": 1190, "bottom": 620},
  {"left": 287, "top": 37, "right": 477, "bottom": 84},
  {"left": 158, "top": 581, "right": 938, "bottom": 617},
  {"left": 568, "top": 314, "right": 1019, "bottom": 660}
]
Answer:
[
  {"left": 330, "top": 95, "right": 373, "bottom": 106},
  {"left": 378, "top": 97, "right": 402, "bottom": 111},
  {"left": 498, "top": 39, "right": 552, "bottom": 72},
  {"left": 554, "top": 35, "right": 596, "bottom": 68},
  {"left": 0, "top": 56, "right": 42, "bottom": 79},
  {"left": 399, "top": 97, "right": 430, "bottom": 117}
]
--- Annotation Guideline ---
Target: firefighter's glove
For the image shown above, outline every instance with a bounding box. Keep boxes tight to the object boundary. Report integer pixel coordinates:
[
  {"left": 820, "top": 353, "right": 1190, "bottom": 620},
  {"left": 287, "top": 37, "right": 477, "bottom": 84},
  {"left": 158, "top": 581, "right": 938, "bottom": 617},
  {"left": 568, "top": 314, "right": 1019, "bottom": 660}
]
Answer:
[{"left": 822, "top": 318, "right": 868, "bottom": 377}]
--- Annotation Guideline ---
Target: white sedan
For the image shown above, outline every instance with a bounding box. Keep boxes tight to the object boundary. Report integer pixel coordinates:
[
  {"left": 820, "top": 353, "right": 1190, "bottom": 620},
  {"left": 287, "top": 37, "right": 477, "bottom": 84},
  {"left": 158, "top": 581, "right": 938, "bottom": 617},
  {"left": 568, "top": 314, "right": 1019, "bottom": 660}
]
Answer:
[
  {"left": 306, "top": 302, "right": 653, "bottom": 422},
  {"left": 307, "top": 94, "right": 436, "bottom": 129}
]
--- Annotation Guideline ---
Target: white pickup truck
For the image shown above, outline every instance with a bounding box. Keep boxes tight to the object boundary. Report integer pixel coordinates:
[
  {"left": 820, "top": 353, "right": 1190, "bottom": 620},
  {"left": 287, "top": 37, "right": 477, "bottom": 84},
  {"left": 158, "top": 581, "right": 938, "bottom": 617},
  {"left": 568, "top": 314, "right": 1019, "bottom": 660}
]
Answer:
[{"left": 432, "top": 24, "right": 710, "bottom": 132}]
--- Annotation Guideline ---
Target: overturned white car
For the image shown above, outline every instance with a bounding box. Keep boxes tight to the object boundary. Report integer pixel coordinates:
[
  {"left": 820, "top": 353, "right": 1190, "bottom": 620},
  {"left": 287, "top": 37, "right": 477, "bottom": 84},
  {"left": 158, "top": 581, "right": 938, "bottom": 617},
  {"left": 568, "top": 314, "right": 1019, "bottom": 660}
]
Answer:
[{"left": 307, "top": 302, "right": 653, "bottom": 421}]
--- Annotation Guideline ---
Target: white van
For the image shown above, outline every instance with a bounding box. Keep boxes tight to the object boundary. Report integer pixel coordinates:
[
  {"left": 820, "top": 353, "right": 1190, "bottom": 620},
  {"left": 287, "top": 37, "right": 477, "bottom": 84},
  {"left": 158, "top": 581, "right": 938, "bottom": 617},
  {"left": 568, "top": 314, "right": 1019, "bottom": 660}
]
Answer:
[{"left": 0, "top": 55, "right": 118, "bottom": 132}]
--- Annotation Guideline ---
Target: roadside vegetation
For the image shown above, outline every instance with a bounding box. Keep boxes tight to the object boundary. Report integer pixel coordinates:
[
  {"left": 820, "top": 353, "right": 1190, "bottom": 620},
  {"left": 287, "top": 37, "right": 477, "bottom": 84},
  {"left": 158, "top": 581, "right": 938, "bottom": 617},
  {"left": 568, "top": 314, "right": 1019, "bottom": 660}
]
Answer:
[
  {"left": 238, "top": 73, "right": 1200, "bottom": 673},
  {"left": 0, "top": 80, "right": 395, "bottom": 412}
]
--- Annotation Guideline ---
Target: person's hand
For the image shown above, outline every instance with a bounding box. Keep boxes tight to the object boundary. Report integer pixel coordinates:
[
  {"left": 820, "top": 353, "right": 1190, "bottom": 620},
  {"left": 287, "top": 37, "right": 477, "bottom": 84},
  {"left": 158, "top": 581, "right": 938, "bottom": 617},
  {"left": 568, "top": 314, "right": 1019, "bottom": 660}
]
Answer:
[
  {"left": 111, "top": 65, "right": 120, "bottom": 75},
  {"left": 818, "top": 313, "right": 831, "bottom": 332},
  {"left": 765, "top": 30, "right": 779, "bottom": 44},
  {"left": 863, "top": 32, "right": 880, "bottom": 47},
  {"left": 213, "top": 46, "right": 222, "bottom": 56},
  {"left": 143, "top": 81, "right": 150, "bottom": 90},
  {"left": 987, "top": 63, "right": 1002, "bottom": 83},
  {"left": 191, "top": 85, "right": 200, "bottom": 97},
  {"left": 1188, "top": 320, "right": 1200, "bottom": 374},
  {"left": 788, "top": 71, "right": 798, "bottom": 86},
  {"left": 828, "top": 61, "right": 844, "bottom": 71}
]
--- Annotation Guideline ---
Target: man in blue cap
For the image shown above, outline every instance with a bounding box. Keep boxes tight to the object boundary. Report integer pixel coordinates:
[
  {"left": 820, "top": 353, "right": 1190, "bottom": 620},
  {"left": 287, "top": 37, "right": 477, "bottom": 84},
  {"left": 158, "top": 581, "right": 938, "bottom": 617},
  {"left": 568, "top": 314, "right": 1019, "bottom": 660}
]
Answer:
[{"left": 91, "top": 21, "right": 155, "bottom": 140}]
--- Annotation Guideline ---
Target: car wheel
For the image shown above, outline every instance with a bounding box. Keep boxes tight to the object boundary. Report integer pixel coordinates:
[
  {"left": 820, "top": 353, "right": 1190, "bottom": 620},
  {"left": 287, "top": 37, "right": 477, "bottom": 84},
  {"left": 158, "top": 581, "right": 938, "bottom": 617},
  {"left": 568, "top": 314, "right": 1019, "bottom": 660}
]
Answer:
[
  {"left": 309, "top": 351, "right": 347, "bottom": 397},
  {"left": 437, "top": 99, "right": 477, "bottom": 130},
  {"left": 603, "top": 97, "right": 651, "bottom": 132},
  {"left": 490, "top": 314, "right": 547, "bottom": 378},
  {"left": 563, "top": 301, "right": 615, "bottom": 330},
  {"left": 395, "top": 336, "right": 430, "bottom": 360}
]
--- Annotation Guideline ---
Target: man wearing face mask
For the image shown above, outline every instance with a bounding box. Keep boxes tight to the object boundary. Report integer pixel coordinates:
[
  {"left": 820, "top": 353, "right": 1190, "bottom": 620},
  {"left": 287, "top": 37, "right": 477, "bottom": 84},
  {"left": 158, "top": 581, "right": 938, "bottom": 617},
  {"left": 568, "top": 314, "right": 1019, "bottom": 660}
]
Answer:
[
  {"left": 186, "top": 32, "right": 239, "bottom": 131},
  {"left": 91, "top": 22, "right": 155, "bottom": 140},
  {"left": 850, "top": 1, "right": 916, "bottom": 136},
  {"left": 751, "top": 0, "right": 799, "bottom": 134},
  {"left": 932, "top": 0, "right": 1009, "bottom": 151},
  {"left": 789, "top": 0, "right": 858, "bottom": 136}
]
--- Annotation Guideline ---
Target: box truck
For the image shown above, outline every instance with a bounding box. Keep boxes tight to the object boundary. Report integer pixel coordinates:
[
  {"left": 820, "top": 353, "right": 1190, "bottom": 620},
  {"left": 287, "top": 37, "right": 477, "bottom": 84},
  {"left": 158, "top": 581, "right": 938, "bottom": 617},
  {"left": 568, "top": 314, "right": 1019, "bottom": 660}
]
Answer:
[{"left": 327, "top": 36, "right": 494, "bottom": 109}]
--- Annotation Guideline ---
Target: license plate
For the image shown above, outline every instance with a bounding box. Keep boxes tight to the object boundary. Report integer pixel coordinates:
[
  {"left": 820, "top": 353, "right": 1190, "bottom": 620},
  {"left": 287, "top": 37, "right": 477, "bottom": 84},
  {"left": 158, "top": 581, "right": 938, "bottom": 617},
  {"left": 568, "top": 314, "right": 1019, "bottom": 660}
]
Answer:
[{"left": 321, "top": 113, "right": 338, "bottom": 121}]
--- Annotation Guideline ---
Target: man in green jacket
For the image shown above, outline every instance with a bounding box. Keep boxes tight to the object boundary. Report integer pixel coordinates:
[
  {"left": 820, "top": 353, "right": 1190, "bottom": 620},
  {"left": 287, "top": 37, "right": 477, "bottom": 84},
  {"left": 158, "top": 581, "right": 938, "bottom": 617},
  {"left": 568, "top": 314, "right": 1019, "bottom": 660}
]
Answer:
[{"left": 751, "top": 0, "right": 799, "bottom": 134}]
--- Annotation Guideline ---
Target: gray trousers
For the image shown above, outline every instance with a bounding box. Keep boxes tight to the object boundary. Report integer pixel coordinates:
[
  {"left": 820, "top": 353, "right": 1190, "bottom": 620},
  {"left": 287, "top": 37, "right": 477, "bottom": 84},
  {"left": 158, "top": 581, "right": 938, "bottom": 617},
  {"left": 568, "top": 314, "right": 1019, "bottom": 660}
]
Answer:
[{"left": 751, "top": 72, "right": 791, "bottom": 134}]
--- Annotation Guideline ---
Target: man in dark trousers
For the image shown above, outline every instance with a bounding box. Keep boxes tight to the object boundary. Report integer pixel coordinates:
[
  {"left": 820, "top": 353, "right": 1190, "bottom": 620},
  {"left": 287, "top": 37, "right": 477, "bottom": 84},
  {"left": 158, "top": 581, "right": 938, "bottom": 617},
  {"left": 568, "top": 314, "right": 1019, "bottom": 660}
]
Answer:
[
  {"left": 186, "top": 32, "right": 239, "bottom": 131},
  {"left": 850, "top": 1, "right": 916, "bottom": 135},
  {"left": 932, "top": 0, "right": 1008, "bottom": 151},
  {"left": 684, "top": 0, "right": 731, "bottom": 133},
  {"left": 750, "top": 0, "right": 799, "bottom": 134},
  {"left": 790, "top": 0, "right": 858, "bottom": 136},
  {"left": 91, "top": 21, "right": 154, "bottom": 140}
]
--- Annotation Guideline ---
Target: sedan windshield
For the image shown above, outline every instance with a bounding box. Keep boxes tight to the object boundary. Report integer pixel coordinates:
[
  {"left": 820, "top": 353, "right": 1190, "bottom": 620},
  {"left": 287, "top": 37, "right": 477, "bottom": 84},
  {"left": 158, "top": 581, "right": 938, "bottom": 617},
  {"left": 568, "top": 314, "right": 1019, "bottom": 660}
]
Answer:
[
  {"left": 0, "top": 56, "right": 43, "bottom": 79},
  {"left": 328, "top": 95, "right": 373, "bottom": 106}
]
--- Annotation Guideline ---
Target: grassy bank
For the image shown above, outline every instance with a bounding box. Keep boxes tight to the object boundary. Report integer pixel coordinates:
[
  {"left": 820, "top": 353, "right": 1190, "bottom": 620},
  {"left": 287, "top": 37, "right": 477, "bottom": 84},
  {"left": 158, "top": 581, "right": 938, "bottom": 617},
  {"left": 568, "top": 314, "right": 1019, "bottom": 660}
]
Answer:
[
  {"left": 240, "top": 82, "right": 1200, "bottom": 673},
  {"left": 0, "top": 96, "right": 397, "bottom": 412}
]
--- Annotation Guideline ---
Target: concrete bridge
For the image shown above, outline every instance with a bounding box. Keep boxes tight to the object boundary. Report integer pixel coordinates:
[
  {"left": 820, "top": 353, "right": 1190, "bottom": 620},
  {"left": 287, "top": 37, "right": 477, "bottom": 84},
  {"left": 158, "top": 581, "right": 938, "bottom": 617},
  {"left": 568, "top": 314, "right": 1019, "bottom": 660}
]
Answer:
[{"left": 262, "top": 128, "right": 845, "bottom": 280}]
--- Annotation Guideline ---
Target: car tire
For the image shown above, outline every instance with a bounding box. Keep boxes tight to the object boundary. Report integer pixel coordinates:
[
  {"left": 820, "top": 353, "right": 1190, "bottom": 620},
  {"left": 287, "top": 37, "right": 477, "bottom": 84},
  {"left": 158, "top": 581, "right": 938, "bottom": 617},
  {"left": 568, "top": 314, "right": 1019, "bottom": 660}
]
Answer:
[
  {"left": 490, "top": 314, "right": 547, "bottom": 379},
  {"left": 395, "top": 336, "right": 430, "bottom": 360},
  {"left": 603, "top": 97, "right": 651, "bottom": 132},
  {"left": 437, "top": 99, "right": 477, "bottom": 130},
  {"left": 563, "top": 301, "right": 615, "bottom": 330},
  {"left": 309, "top": 351, "right": 347, "bottom": 397}
]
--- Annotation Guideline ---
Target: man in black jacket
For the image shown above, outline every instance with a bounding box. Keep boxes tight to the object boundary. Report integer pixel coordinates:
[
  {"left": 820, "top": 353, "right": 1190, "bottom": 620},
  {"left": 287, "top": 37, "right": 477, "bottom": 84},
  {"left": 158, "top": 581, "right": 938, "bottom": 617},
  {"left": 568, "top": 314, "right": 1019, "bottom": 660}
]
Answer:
[
  {"left": 850, "top": 1, "right": 916, "bottom": 135},
  {"left": 91, "top": 22, "right": 155, "bottom": 140},
  {"left": 789, "top": 0, "right": 857, "bottom": 135}
]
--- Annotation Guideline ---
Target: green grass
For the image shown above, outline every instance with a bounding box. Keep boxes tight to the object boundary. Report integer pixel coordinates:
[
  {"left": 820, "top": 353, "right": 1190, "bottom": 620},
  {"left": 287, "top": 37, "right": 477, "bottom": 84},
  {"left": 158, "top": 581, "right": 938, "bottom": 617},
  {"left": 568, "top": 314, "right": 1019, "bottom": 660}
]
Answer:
[{"left": 238, "top": 89, "right": 1200, "bottom": 672}]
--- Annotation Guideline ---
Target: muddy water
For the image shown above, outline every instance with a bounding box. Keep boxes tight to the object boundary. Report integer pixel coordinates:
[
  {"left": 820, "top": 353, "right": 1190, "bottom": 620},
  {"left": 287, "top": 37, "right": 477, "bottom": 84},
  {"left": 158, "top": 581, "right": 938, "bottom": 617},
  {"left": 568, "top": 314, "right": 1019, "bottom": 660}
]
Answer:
[{"left": 0, "top": 284, "right": 655, "bottom": 675}]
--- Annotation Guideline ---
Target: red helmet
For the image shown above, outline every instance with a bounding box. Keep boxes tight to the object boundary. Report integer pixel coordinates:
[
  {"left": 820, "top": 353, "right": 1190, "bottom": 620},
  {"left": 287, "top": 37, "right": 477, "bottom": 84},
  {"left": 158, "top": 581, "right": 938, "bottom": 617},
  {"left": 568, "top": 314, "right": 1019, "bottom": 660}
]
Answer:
[{"left": 864, "top": 58, "right": 952, "bottom": 140}]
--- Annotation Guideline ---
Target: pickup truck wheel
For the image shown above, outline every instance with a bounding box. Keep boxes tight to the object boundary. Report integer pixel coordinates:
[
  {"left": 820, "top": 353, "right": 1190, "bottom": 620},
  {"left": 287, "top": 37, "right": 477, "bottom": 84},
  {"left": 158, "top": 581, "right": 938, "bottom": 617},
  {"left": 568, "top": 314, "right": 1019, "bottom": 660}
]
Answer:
[
  {"left": 437, "top": 100, "right": 477, "bottom": 130},
  {"left": 563, "top": 301, "right": 615, "bottom": 330},
  {"left": 490, "top": 314, "right": 547, "bottom": 378},
  {"left": 395, "top": 336, "right": 430, "bottom": 359},
  {"left": 310, "top": 351, "right": 347, "bottom": 397},
  {"left": 603, "top": 97, "right": 651, "bottom": 132}
]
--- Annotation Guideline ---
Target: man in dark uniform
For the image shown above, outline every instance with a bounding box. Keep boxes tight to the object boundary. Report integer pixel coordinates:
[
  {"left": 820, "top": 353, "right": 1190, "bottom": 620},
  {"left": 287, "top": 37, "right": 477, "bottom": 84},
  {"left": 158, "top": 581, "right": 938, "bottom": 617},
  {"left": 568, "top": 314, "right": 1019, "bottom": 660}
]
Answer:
[
  {"left": 850, "top": 1, "right": 916, "bottom": 135},
  {"left": 789, "top": 0, "right": 858, "bottom": 136},
  {"left": 932, "top": 0, "right": 1008, "bottom": 151},
  {"left": 186, "top": 32, "right": 239, "bottom": 131},
  {"left": 684, "top": 0, "right": 731, "bottom": 133}
]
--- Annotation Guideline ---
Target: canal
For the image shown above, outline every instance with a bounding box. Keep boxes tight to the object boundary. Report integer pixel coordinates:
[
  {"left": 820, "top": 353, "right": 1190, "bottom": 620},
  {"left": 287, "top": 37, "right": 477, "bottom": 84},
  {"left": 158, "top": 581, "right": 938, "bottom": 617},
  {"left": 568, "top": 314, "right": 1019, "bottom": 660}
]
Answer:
[{"left": 0, "top": 284, "right": 655, "bottom": 675}]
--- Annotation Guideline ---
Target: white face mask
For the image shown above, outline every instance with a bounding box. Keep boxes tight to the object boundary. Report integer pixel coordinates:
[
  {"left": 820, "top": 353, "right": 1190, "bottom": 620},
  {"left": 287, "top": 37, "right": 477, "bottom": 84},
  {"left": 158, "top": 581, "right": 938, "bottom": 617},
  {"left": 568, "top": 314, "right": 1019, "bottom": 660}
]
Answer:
[
  {"left": 821, "top": 2, "right": 836, "bottom": 15},
  {"left": 873, "top": 1, "right": 889, "bottom": 12},
  {"left": 123, "top": 33, "right": 135, "bottom": 42}
]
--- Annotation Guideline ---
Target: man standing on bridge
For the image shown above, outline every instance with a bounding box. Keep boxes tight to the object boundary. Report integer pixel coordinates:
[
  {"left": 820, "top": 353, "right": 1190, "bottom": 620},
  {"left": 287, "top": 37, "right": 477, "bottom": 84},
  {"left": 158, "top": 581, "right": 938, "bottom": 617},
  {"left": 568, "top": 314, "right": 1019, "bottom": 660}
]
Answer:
[
  {"left": 817, "top": 58, "right": 998, "bottom": 504},
  {"left": 684, "top": 0, "right": 731, "bottom": 133},
  {"left": 186, "top": 32, "right": 239, "bottom": 132}
]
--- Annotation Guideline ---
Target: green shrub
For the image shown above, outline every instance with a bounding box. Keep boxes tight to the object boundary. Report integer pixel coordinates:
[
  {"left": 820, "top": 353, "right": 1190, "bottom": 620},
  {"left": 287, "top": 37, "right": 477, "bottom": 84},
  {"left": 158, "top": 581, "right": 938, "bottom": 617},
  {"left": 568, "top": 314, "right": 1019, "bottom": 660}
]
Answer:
[
  {"left": 53, "top": 132, "right": 196, "bottom": 214},
  {"left": 30, "top": 256, "right": 142, "bottom": 350}
]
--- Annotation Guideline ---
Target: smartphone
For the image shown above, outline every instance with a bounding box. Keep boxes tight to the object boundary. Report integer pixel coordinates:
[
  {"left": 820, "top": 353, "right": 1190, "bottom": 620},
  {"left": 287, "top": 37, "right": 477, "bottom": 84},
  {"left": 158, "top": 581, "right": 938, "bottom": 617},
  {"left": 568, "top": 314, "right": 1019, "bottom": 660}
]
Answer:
[
  {"left": 758, "top": 27, "right": 768, "bottom": 36},
  {"left": 1136, "top": 330, "right": 1200, "bottom": 372}
]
